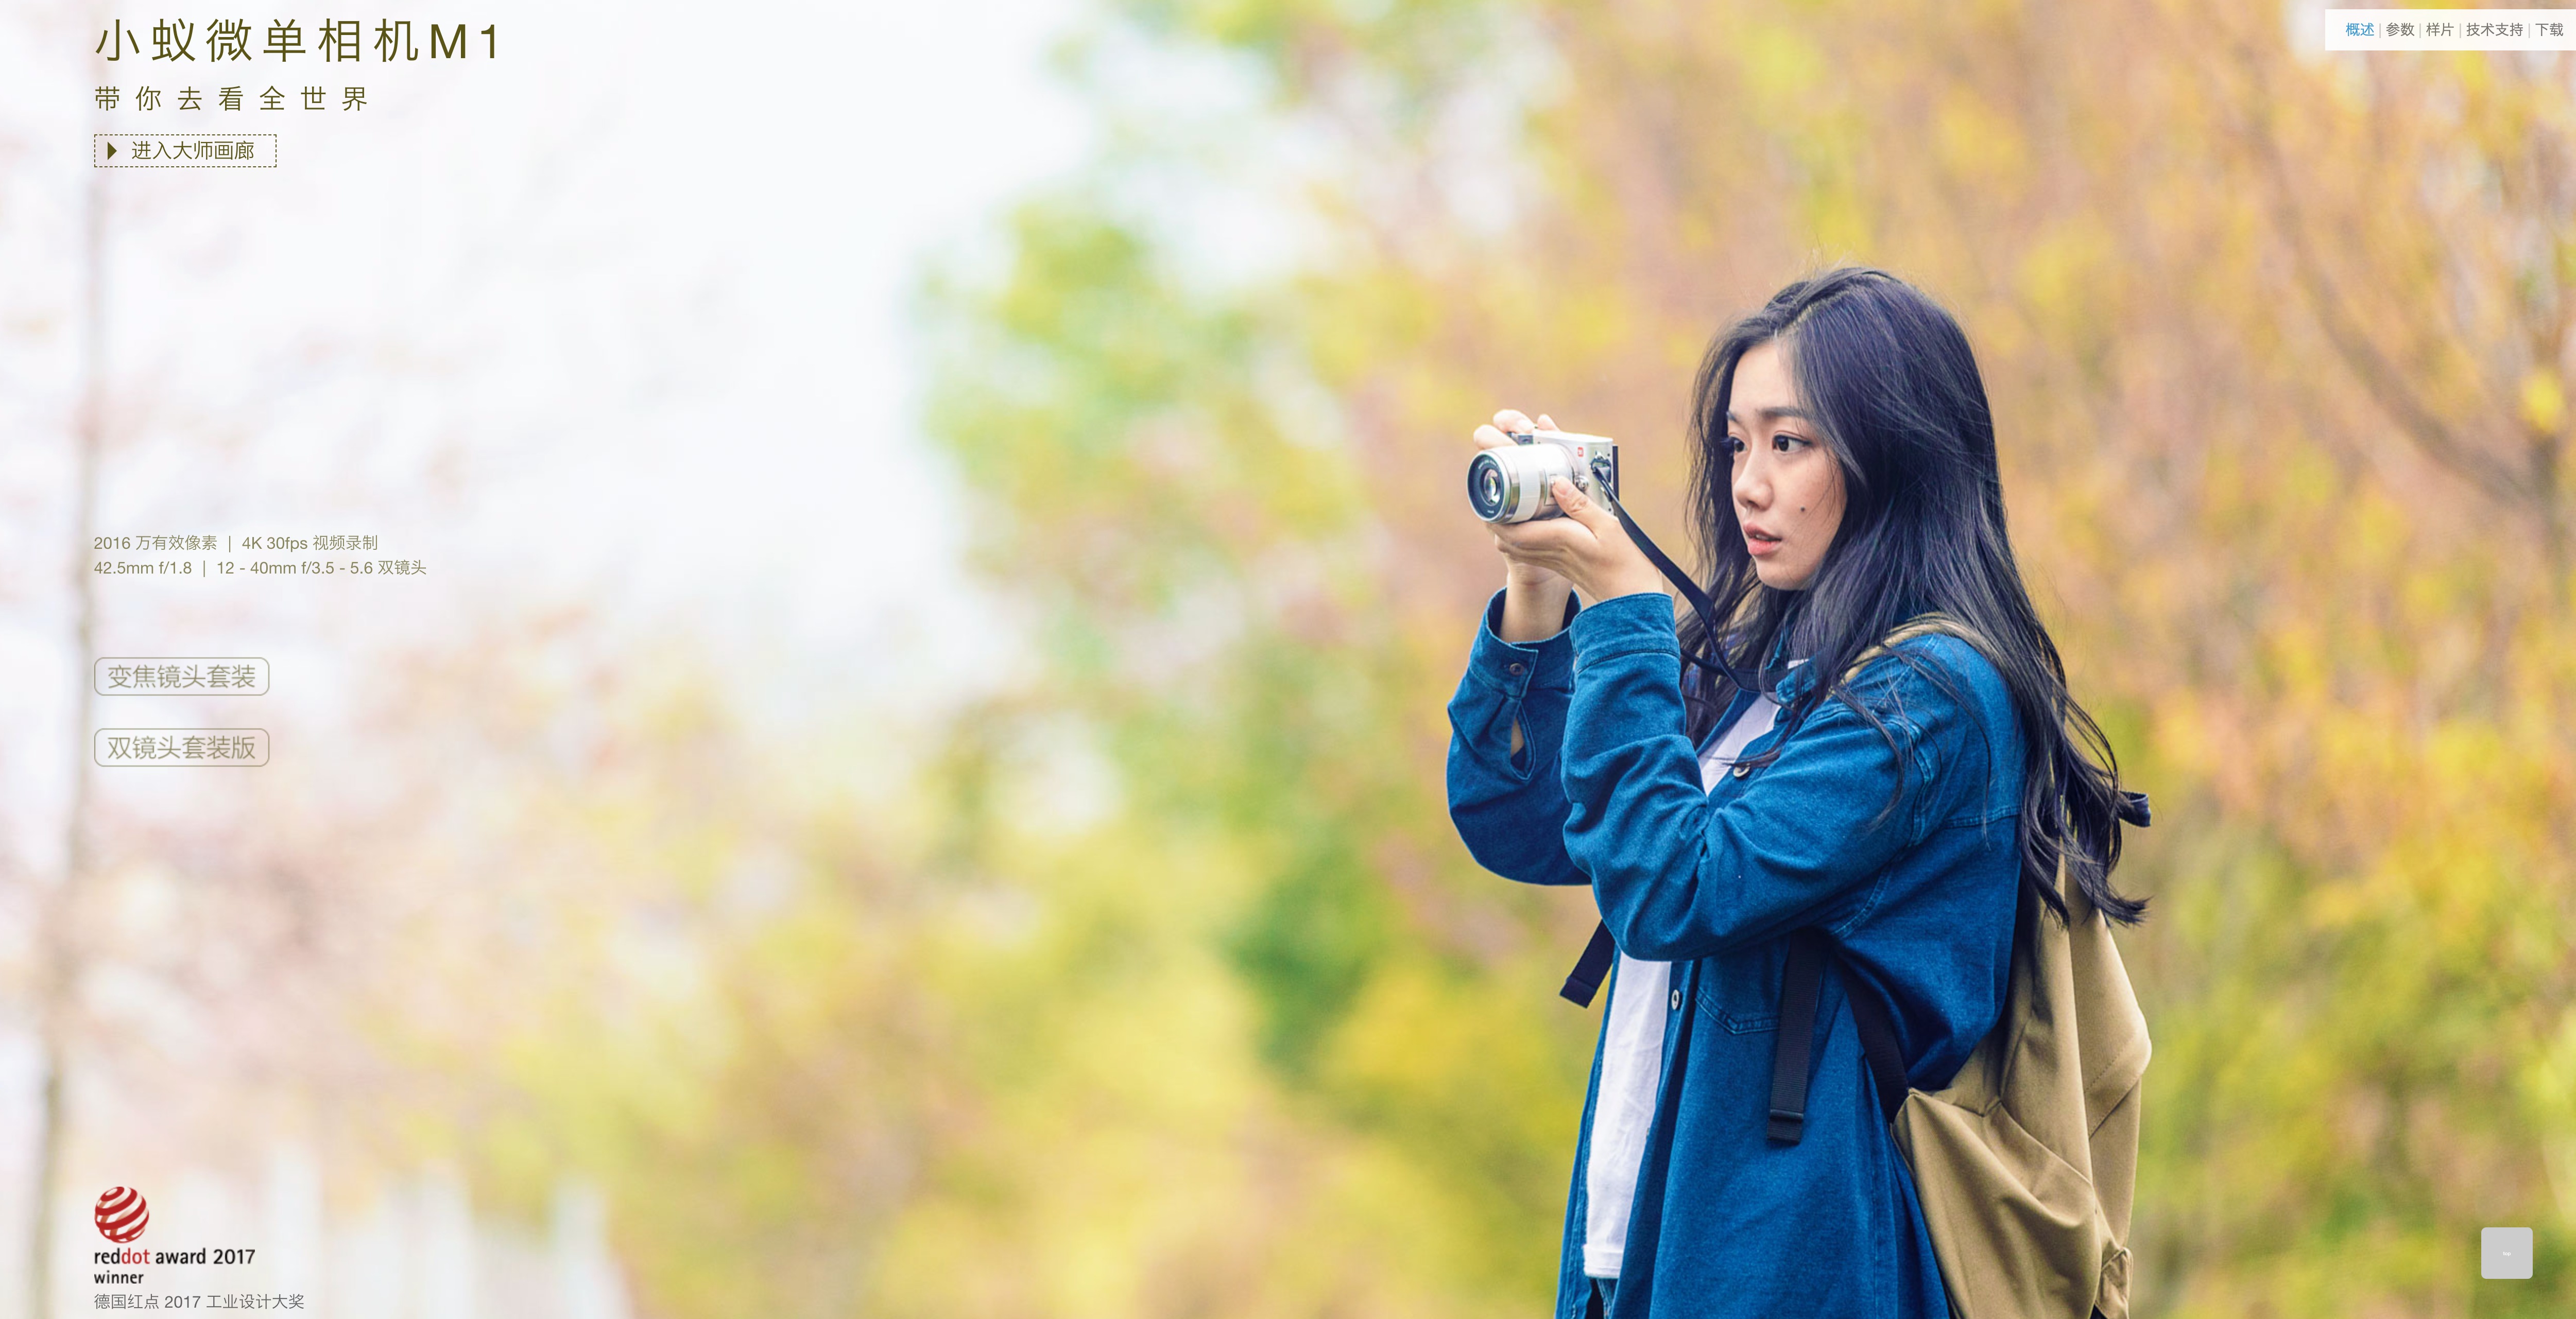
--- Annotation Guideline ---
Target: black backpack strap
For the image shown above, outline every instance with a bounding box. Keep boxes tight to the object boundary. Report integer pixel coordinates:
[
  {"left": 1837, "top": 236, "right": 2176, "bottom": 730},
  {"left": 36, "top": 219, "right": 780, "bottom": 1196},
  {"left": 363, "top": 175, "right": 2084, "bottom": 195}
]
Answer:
[
  {"left": 1560, "top": 921, "right": 1618, "bottom": 1007},
  {"left": 1840, "top": 963, "right": 1910, "bottom": 1122},
  {"left": 1769, "top": 929, "right": 1910, "bottom": 1143},
  {"left": 1766, "top": 930, "right": 1831, "bottom": 1142}
]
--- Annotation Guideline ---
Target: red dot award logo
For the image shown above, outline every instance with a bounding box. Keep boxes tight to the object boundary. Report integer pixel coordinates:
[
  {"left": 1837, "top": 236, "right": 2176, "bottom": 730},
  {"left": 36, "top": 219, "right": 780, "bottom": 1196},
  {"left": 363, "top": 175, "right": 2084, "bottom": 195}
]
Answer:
[{"left": 93, "top": 1187, "right": 148, "bottom": 1243}]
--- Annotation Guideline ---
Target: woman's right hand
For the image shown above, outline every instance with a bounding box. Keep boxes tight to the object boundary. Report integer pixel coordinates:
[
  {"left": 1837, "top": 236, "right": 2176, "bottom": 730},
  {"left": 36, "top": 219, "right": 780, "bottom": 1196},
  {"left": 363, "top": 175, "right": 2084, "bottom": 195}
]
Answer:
[
  {"left": 1478, "top": 408, "right": 1576, "bottom": 640},
  {"left": 1476, "top": 409, "right": 1560, "bottom": 590}
]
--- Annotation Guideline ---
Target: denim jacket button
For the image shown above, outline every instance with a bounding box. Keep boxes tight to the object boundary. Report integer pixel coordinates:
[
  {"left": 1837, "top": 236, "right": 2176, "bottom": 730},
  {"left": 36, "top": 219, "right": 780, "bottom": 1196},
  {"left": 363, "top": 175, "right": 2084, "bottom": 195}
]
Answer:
[
  {"left": 1730, "top": 762, "right": 1750, "bottom": 778},
  {"left": 1669, "top": 988, "right": 1682, "bottom": 1011},
  {"left": 1508, "top": 662, "right": 1525, "bottom": 675}
]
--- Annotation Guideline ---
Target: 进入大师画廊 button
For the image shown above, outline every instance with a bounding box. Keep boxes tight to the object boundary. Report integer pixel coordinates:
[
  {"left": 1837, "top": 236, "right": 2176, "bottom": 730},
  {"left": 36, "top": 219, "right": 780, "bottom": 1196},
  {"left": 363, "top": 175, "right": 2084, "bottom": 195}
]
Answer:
[{"left": 94, "top": 133, "right": 277, "bottom": 168}]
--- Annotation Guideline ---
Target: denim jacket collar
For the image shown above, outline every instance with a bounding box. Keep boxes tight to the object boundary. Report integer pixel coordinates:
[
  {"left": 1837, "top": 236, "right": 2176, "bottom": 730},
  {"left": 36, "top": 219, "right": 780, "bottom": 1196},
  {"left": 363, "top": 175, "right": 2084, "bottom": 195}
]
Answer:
[{"left": 1762, "top": 626, "right": 1815, "bottom": 704}]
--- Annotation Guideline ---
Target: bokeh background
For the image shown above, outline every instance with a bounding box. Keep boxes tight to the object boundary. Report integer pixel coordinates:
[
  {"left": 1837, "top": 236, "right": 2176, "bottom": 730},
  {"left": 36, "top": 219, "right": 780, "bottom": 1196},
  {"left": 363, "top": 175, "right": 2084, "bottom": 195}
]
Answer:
[{"left": 4, "top": 1, "right": 2575, "bottom": 1316}]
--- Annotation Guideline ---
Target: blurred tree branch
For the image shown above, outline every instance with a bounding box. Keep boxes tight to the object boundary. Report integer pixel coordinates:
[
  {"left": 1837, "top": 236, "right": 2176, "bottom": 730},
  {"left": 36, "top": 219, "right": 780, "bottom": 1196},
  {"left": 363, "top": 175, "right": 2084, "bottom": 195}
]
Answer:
[{"left": 2231, "top": 41, "right": 2576, "bottom": 601}]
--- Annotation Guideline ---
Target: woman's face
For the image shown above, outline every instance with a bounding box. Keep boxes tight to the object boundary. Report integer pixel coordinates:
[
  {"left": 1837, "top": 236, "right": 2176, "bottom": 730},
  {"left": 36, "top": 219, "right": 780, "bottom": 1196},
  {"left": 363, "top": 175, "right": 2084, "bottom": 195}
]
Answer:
[{"left": 1726, "top": 341, "right": 1846, "bottom": 591}]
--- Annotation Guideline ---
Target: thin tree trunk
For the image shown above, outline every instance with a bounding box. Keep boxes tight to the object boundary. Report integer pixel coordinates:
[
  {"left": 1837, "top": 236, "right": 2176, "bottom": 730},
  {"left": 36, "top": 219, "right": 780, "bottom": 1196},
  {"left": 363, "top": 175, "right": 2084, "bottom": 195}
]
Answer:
[{"left": 35, "top": 141, "right": 109, "bottom": 1319}]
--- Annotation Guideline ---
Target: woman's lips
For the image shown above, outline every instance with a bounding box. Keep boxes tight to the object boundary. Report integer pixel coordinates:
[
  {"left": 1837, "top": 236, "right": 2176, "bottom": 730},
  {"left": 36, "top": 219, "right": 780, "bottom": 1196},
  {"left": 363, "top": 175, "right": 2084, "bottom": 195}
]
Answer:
[{"left": 1746, "top": 532, "right": 1783, "bottom": 557}]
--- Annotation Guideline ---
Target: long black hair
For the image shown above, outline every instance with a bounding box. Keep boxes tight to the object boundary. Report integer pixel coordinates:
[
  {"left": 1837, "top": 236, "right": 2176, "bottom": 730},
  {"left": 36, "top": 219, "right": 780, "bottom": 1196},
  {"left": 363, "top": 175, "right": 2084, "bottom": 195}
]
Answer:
[{"left": 1676, "top": 267, "right": 2146, "bottom": 926}]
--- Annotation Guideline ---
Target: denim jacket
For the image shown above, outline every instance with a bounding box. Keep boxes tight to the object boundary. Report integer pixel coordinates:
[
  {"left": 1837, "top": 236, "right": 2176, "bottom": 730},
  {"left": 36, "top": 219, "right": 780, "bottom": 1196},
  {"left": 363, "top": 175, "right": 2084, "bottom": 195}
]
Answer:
[{"left": 1446, "top": 590, "right": 2025, "bottom": 1318}]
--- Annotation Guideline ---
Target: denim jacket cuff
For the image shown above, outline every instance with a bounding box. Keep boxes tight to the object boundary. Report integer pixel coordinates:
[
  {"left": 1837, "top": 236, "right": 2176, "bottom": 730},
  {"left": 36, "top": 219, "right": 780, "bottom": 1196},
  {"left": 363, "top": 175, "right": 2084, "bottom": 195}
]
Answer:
[
  {"left": 1569, "top": 591, "right": 1677, "bottom": 673},
  {"left": 1466, "top": 589, "right": 1579, "bottom": 699}
]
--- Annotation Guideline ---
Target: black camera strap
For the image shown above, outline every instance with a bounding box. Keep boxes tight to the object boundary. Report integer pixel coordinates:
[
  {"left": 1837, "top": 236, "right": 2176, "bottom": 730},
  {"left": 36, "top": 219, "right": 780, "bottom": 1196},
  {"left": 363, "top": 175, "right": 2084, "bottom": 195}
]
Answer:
[
  {"left": 1592, "top": 483, "right": 1752, "bottom": 691},
  {"left": 1554, "top": 484, "right": 1753, "bottom": 1009}
]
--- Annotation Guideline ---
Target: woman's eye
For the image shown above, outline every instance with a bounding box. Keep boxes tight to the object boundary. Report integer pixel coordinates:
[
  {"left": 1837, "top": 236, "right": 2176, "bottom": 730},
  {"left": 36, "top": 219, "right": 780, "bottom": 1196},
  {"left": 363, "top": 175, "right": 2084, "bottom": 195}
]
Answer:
[
  {"left": 1772, "top": 433, "right": 1808, "bottom": 454},
  {"left": 1725, "top": 436, "right": 1748, "bottom": 456}
]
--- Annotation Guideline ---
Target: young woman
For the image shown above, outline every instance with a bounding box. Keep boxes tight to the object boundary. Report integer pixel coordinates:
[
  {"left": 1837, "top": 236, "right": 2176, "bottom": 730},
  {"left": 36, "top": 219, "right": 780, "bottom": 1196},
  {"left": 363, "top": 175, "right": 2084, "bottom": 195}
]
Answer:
[{"left": 1445, "top": 267, "right": 2144, "bottom": 1319}]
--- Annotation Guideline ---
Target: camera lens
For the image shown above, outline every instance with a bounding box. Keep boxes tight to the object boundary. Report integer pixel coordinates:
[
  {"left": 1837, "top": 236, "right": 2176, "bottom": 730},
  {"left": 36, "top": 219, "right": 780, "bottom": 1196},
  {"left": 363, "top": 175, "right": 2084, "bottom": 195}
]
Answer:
[
  {"left": 1468, "top": 444, "right": 1575, "bottom": 523},
  {"left": 1468, "top": 452, "right": 1511, "bottom": 521}
]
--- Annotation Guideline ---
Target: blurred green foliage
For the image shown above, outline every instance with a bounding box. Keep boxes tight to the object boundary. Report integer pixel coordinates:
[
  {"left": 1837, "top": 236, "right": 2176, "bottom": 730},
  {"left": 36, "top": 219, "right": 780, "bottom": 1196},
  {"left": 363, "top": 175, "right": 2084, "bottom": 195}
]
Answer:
[{"left": 884, "top": 2, "right": 2576, "bottom": 1315}]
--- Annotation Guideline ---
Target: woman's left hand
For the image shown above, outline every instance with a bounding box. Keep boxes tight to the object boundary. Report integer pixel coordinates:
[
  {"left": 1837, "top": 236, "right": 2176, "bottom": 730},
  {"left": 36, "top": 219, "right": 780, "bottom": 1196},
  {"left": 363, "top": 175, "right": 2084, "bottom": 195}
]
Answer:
[{"left": 1491, "top": 476, "right": 1672, "bottom": 605}]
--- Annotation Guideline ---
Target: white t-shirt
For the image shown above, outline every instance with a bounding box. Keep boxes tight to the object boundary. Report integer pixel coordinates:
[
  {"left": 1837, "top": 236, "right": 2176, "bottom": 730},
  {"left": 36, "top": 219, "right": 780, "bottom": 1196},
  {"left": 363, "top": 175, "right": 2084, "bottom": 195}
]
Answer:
[{"left": 1582, "top": 688, "right": 1784, "bottom": 1279}]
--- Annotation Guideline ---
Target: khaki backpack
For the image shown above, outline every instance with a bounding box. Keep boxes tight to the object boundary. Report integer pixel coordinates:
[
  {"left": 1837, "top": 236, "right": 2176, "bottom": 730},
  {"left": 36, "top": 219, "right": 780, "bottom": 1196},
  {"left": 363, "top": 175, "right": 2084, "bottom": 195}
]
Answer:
[{"left": 1769, "top": 614, "right": 2152, "bottom": 1319}]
